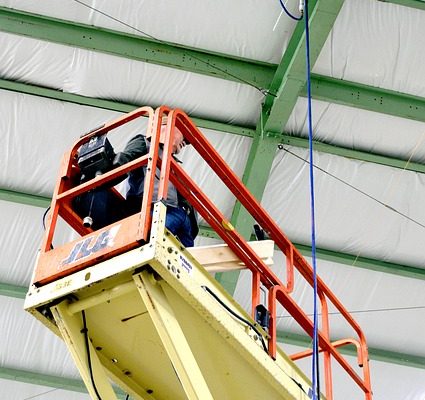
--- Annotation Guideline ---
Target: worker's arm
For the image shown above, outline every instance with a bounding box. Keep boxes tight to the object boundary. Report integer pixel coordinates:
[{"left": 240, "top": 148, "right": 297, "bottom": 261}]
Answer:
[{"left": 113, "top": 134, "right": 147, "bottom": 167}]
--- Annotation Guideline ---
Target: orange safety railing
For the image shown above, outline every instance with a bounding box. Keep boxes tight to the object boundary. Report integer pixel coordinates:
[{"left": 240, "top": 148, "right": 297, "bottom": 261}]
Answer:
[{"left": 36, "top": 106, "right": 372, "bottom": 399}]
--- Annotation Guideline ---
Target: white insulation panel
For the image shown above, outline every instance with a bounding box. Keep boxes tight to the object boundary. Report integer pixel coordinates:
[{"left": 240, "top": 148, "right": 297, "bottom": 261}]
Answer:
[
  {"left": 262, "top": 146, "right": 425, "bottom": 266},
  {"left": 315, "top": 0, "right": 425, "bottom": 97},
  {"left": 1, "top": 296, "right": 80, "bottom": 379}
]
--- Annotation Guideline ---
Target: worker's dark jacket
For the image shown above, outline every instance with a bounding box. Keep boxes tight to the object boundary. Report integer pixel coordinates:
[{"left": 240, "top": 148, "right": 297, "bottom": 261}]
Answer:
[{"left": 114, "top": 134, "right": 199, "bottom": 238}]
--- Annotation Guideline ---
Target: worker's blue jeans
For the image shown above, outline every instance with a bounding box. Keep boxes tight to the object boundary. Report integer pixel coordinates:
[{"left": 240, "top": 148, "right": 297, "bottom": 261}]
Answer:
[
  {"left": 74, "top": 191, "right": 194, "bottom": 247},
  {"left": 165, "top": 206, "right": 195, "bottom": 248},
  {"left": 73, "top": 190, "right": 123, "bottom": 230}
]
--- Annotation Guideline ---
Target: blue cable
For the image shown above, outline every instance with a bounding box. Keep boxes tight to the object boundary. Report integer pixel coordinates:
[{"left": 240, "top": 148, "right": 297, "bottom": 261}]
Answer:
[
  {"left": 278, "top": 0, "right": 303, "bottom": 21},
  {"left": 276, "top": 0, "right": 320, "bottom": 396},
  {"left": 303, "top": 1, "right": 321, "bottom": 398}
]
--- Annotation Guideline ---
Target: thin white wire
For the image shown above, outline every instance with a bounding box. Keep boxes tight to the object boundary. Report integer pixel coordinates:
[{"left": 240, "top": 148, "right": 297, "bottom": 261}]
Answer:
[
  {"left": 23, "top": 388, "right": 59, "bottom": 400},
  {"left": 351, "top": 131, "right": 425, "bottom": 267},
  {"left": 273, "top": 9, "right": 284, "bottom": 31}
]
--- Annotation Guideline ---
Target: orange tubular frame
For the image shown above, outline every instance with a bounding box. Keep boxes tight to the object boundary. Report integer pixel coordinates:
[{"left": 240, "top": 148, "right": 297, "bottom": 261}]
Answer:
[{"left": 35, "top": 106, "right": 372, "bottom": 399}]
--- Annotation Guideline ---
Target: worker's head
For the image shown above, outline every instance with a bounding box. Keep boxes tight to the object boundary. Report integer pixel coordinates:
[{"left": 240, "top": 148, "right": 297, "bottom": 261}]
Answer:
[
  {"left": 146, "top": 115, "right": 189, "bottom": 154},
  {"left": 172, "top": 127, "right": 187, "bottom": 154}
]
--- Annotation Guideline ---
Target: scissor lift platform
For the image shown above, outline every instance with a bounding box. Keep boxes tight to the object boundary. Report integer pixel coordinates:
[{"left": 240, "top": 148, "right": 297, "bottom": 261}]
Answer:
[
  {"left": 25, "top": 203, "right": 312, "bottom": 400},
  {"left": 25, "top": 106, "right": 372, "bottom": 399}
]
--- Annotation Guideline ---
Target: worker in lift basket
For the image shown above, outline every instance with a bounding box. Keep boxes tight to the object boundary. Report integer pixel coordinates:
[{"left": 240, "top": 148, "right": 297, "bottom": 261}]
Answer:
[{"left": 74, "top": 117, "right": 199, "bottom": 247}]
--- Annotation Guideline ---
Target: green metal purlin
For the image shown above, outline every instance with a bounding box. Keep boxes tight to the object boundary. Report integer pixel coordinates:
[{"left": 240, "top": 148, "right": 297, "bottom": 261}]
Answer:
[
  {"left": 0, "top": 78, "right": 254, "bottom": 137},
  {"left": 199, "top": 225, "right": 425, "bottom": 281},
  {"left": 294, "top": 243, "right": 425, "bottom": 280},
  {"left": 277, "top": 331, "right": 425, "bottom": 369},
  {"left": 0, "top": 6, "right": 275, "bottom": 90},
  {"left": 0, "top": 78, "right": 136, "bottom": 113},
  {"left": 382, "top": 0, "right": 425, "bottom": 11},
  {"left": 0, "top": 366, "right": 87, "bottom": 393},
  {"left": 0, "top": 366, "right": 128, "bottom": 398},
  {"left": 309, "top": 74, "right": 425, "bottom": 123},
  {"left": 0, "top": 188, "right": 51, "bottom": 208},
  {"left": 280, "top": 134, "right": 425, "bottom": 174},
  {"left": 0, "top": 282, "right": 27, "bottom": 299}
]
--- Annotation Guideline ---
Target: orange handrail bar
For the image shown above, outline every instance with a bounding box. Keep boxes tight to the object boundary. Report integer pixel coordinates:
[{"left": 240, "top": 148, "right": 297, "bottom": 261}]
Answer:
[{"left": 168, "top": 108, "right": 372, "bottom": 399}]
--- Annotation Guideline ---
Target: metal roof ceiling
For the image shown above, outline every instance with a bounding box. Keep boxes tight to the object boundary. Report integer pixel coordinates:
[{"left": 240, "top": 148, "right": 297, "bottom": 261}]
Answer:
[{"left": 0, "top": 0, "right": 424, "bottom": 399}]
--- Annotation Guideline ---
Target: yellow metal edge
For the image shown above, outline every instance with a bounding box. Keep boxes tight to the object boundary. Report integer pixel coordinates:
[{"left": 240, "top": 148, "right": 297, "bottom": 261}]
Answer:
[
  {"left": 24, "top": 243, "right": 155, "bottom": 323},
  {"left": 147, "top": 219, "right": 313, "bottom": 398}
]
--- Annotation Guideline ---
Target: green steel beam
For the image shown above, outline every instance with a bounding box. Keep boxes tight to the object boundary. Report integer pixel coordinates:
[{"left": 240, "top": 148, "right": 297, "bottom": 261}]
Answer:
[
  {"left": 381, "top": 0, "right": 425, "bottom": 11},
  {"left": 199, "top": 226, "right": 425, "bottom": 281},
  {"left": 0, "top": 6, "right": 275, "bottom": 90},
  {"left": 0, "top": 366, "right": 87, "bottom": 394},
  {"left": 261, "top": 0, "right": 344, "bottom": 133},
  {"left": 0, "top": 188, "right": 50, "bottom": 208},
  {"left": 217, "top": 0, "right": 345, "bottom": 294},
  {"left": 309, "top": 74, "right": 425, "bottom": 123},
  {"left": 0, "top": 366, "right": 128, "bottom": 398},
  {"left": 0, "top": 282, "right": 27, "bottom": 299},
  {"left": 294, "top": 242, "right": 425, "bottom": 280},
  {"left": 2, "top": 6, "right": 425, "bottom": 132},
  {"left": 0, "top": 78, "right": 136, "bottom": 114},
  {"left": 0, "top": 78, "right": 255, "bottom": 137},
  {"left": 277, "top": 331, "right": 425, "bottom": 369}
]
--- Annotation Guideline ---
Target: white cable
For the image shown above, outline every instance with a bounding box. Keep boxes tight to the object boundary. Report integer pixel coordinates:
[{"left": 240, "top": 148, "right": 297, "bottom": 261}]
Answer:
[
  {"left": 299, "top": 0, "right": 305, "bottom": 14},
  {"left": 273, "top": 9, "right": 284, "bottom": 31}
]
